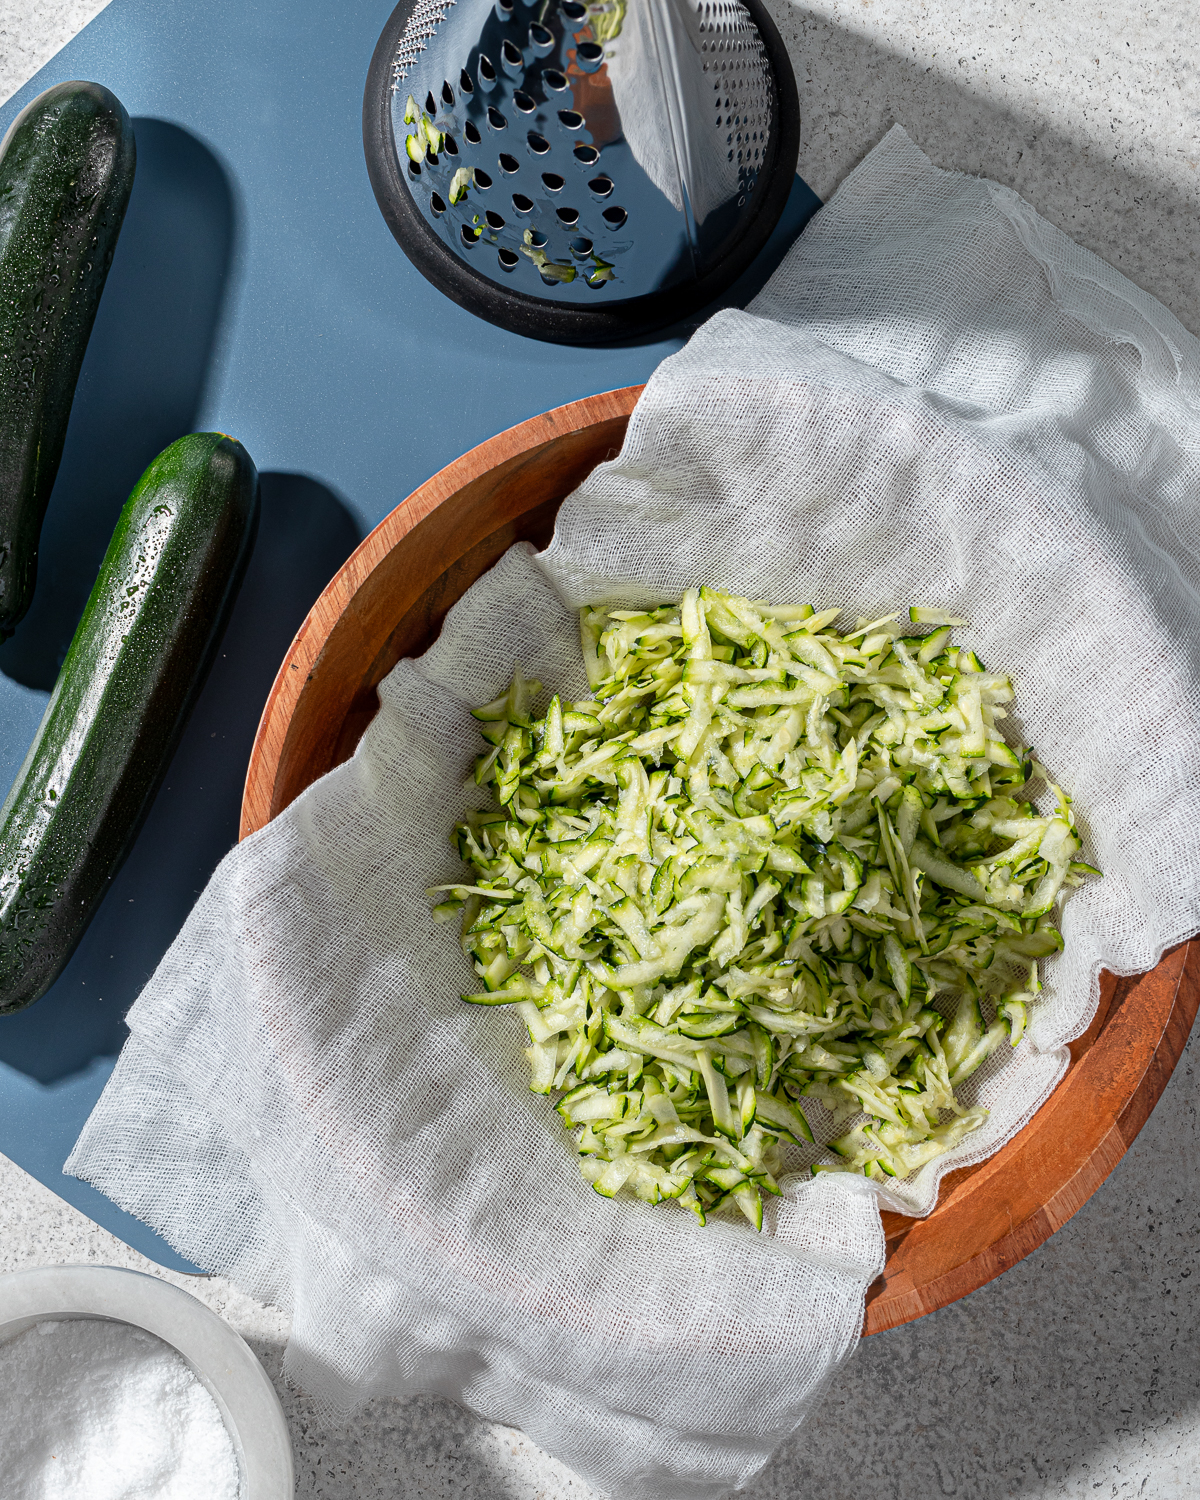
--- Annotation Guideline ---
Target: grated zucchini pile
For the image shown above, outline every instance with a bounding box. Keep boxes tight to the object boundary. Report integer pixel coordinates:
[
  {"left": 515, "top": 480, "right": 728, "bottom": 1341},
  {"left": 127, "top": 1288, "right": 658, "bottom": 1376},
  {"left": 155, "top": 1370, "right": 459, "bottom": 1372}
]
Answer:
[{"left": 431, "top": 589, "right": 1096, "bottom": 1229}]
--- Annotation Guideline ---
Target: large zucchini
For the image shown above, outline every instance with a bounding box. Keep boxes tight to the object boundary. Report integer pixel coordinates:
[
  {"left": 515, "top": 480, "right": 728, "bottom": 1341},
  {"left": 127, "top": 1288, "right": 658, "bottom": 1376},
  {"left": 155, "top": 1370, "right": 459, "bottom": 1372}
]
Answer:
[
  {"left": 0, "top": 80, "right": 137, "bottom": 637},
  {"left": 0, "top": 432, "right": 259, "bottom": 1014}
]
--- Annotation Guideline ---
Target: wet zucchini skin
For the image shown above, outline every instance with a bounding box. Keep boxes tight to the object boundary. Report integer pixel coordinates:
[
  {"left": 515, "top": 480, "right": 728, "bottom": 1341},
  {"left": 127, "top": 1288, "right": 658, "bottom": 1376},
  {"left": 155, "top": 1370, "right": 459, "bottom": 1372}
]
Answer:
[
  {"left": 0, "top": 80, "right": 137, "bottom": 637},
  {"left": 0, "top": 432, "right": 259, "bottom": 1014}
]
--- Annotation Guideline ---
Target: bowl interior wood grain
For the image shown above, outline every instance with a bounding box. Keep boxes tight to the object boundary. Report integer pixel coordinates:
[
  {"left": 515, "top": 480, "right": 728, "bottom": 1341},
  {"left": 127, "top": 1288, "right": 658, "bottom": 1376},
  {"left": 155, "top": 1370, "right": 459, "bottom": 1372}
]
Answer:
[{"left": 239, "top": 386, "right": 1199, "bottom": 1334}]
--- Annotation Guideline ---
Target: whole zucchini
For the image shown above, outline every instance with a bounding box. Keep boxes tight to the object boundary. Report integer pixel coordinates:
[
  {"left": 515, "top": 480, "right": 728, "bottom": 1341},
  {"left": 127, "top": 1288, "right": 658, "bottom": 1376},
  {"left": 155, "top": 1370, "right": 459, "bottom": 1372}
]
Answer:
[
  {"left": 0, "top": 432, "right": 259, "bottom": 1014},
  {"left": 0, "top": 80, "right": 137, "bottom": 637}
]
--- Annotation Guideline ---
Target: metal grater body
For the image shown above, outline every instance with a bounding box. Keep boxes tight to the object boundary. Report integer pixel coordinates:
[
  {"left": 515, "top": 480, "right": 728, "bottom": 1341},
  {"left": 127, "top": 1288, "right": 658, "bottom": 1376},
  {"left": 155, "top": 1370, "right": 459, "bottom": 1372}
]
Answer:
[{"left": 388, "top": 0, "right": 778, "bottom": 304}]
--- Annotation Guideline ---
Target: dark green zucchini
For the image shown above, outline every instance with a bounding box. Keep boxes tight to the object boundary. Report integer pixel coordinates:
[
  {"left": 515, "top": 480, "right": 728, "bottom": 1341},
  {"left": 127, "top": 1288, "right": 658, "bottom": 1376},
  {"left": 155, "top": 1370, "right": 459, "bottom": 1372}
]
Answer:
[
  {"left": 0, "top": 80, "right": 137, "bottom": 637},
  {"left": 0, "top": 432, "right": 259, "bottom": 1014}
]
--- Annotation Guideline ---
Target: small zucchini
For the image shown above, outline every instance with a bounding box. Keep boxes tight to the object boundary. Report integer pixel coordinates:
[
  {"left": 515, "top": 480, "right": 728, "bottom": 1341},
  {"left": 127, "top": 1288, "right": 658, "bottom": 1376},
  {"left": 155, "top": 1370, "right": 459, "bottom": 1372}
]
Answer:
[
  {"left": 0, "top": 432, "right": 259, "bottom": 1013},
  {"left": 0, "top": 80, "right": 137, "bottom": 637}
]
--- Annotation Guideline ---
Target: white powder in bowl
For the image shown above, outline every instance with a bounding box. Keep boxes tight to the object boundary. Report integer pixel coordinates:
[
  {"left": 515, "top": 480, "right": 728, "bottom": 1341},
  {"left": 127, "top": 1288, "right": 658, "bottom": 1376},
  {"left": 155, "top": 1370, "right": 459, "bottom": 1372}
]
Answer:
[{"left": 0, "top": 1317, "right": 240, "bottom": 1500}]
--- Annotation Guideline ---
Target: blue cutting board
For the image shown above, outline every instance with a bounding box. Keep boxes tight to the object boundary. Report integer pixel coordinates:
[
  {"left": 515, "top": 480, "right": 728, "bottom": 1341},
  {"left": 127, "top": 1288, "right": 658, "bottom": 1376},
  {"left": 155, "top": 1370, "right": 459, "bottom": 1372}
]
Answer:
[{"left": 0, "top": 0, "right": 819, "bottom": 1272}]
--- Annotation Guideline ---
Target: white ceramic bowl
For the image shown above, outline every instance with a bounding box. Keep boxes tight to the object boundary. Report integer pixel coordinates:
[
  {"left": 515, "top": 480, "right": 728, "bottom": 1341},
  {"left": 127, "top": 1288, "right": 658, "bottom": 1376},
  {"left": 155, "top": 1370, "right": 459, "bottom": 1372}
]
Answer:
[{"left": 0, "top": 1264, "right": 294, "bottom": 1498}]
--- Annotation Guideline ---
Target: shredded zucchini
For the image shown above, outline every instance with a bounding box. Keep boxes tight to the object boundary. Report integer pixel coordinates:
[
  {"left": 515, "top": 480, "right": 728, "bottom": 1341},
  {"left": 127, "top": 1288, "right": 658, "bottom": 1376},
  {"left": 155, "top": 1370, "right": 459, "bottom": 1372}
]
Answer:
[
  {"left": 403, "top": 94, "right": 443, "bottom": 163},
  {"left": 431, "top": 589, "right": 1097, "bottom": 1228}
]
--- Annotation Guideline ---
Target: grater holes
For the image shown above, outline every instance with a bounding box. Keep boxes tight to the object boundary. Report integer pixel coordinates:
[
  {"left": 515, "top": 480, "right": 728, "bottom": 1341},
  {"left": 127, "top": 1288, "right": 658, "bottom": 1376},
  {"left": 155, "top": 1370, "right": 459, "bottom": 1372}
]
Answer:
[
  {"left": 393, "top": 0, "right": 466, "bottom": 87},
  {"left": 395, "top": 0, "right": 764, "bottom": 295},
  {"left": 425, "top": 90, "right": 437, "bottom": 114},
  {"left": 474, "top": 167, "right": 494, "bottom": 188},
  {"left": 495, "top": 0, "right": 514, "bottom": 16},
  {"left": 701, "top": 0, "right": 773, "bottom": 198},
  {"left": 527, "top": 229, "right": 548, "bottom": 248},
  {"left": 575, "top": 41, "right": 604, "bottom": 72}
]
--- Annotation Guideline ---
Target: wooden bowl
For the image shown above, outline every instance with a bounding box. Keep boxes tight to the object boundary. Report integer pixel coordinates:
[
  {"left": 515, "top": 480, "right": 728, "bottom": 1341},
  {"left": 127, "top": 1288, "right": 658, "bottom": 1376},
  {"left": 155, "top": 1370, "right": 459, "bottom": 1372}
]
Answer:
[{"left": 239, "top": 387, "right": 1200, "bottom": 1334}]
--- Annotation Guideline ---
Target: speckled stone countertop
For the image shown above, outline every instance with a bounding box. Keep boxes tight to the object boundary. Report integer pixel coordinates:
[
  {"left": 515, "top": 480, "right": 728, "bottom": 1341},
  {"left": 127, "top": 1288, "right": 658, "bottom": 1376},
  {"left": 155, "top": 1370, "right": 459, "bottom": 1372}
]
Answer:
[{"left": 1, "top": 3, "right": 1198, "bottom": 1496}]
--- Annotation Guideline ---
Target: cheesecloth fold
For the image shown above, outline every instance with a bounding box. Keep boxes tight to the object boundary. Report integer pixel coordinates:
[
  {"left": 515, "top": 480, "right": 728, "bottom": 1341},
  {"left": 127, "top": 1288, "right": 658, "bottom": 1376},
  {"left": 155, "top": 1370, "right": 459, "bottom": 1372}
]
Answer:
[{"left": 67, "top": 126, "right": 1200, "bottom": 1498}]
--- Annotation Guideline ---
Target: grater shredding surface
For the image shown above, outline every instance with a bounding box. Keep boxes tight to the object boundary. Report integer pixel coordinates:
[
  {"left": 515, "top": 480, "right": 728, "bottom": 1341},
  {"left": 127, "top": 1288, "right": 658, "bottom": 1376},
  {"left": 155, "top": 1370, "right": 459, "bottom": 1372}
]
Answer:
[{"left": 364, "top": 0, "right": 799, "bottom": 339}]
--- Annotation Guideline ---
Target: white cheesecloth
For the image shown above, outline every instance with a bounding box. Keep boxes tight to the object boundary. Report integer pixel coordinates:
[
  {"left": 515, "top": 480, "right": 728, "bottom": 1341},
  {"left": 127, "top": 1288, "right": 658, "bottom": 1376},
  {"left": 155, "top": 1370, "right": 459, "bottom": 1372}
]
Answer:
[{"left": 67, "top": 127, "right": 1200, "bottom": 1498}]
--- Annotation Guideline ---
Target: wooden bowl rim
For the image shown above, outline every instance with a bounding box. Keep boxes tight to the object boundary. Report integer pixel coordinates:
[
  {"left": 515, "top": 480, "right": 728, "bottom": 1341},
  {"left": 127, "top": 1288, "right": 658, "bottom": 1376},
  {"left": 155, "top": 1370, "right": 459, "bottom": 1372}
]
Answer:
[
  {"left": 238, "top": 388, "right": 1199, "bottom": 1335},
  {"left": 239, "top": 385, "right": 645, "bottom": 841}
]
